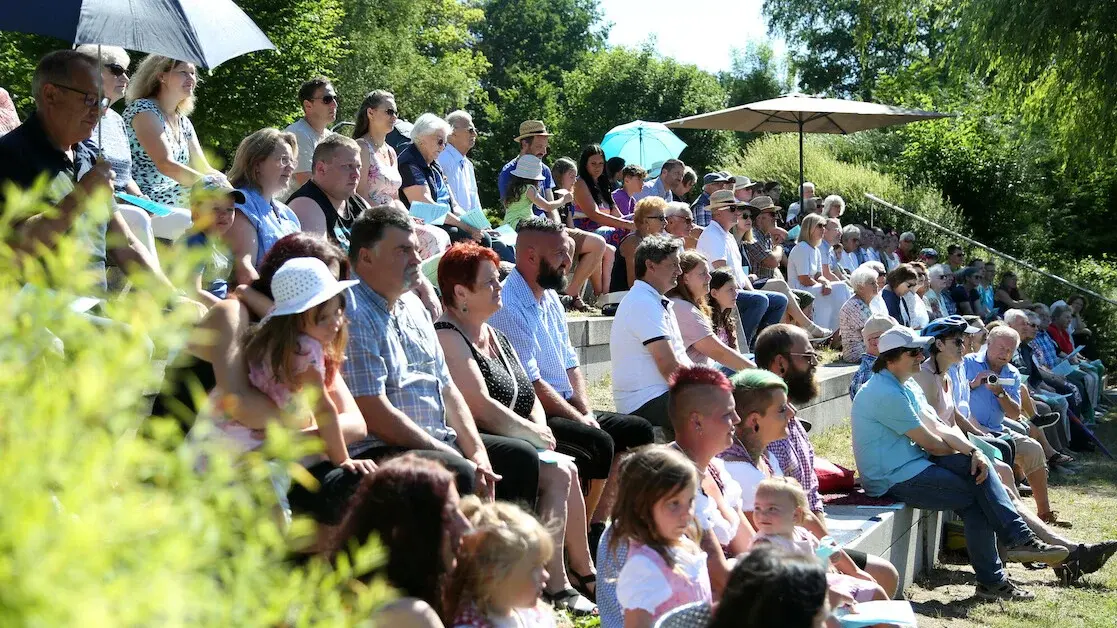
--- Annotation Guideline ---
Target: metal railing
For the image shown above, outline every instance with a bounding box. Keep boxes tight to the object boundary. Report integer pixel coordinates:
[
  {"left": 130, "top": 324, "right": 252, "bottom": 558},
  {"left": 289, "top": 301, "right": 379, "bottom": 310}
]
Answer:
[{"left": 864, "top": 193, "right": 1117, "bottom": 308}]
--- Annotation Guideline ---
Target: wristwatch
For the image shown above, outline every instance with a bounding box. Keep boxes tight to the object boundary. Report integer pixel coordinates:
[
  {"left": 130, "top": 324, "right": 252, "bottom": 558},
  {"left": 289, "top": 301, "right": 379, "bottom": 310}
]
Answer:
[{"left": 995, "top": 390, "right": 1007, "bottom": 399}]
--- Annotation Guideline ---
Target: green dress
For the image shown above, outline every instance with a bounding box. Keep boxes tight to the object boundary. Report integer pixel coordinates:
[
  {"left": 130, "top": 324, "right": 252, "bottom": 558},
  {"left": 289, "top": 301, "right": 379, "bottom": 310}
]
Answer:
[{"left": 502, "top": 194, "right": 535, "bottom": 229}]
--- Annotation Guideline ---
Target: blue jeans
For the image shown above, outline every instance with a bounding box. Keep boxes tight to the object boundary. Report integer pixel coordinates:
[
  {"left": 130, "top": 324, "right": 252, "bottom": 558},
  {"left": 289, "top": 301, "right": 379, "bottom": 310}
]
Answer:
[
  {"left": 884, "top": 454, "right": 1032, "bottom": 585},
  {"left": 735, "top": 289, "right": 788, "bottom": 348}
]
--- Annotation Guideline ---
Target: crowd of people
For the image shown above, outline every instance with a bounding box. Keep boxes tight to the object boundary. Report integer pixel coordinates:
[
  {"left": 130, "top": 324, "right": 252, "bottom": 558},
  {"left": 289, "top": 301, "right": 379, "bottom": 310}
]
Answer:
[{"left": 3, "top": 47, "right": 1116, "bottom": 628}]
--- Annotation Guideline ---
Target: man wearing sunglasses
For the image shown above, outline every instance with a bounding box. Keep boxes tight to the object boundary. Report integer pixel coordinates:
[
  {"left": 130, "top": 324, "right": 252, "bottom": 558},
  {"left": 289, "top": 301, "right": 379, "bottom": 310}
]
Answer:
[{"left": 283, "top": 77, "right": 338, "bottom": 198}]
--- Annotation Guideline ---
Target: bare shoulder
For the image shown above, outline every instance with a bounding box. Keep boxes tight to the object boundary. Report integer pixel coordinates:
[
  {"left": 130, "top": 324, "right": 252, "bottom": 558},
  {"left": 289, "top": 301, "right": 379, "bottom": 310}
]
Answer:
[{"left": 374, "top": 598, "right": 444, "bottom": 628}]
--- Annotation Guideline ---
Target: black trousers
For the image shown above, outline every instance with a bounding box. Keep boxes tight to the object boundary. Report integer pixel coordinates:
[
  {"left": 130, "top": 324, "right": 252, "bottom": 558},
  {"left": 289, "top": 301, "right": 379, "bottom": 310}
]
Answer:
[
  {"left": 631, "top": 391, "right": 673, "bottom": 439},
  {"left": 546, "top": 410, "right": 655, "bottom": 481}
]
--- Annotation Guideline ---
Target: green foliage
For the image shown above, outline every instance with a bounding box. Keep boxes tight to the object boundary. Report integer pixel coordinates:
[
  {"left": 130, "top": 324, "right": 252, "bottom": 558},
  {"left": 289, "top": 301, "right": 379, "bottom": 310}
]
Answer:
[
  {"left": 0, "top": 185, "right": 390, "bottom": 625},
  {"left": 0, "top": 33, "right": 60, "bottom": 116},
  {"left": 723, "top": 133, "right": 967, "bottom": 246},
  {"left": 332, "top": 0, "right": 489, "bottom": 124},
  {"left": 190, "top": 0, "right": 346, "bottom": 160},
  {"left": 719, "top": 43, "right": 791, "bottom": 107},
  {"left": 556, "top": 45, "right": 738, "bottom": 185}
]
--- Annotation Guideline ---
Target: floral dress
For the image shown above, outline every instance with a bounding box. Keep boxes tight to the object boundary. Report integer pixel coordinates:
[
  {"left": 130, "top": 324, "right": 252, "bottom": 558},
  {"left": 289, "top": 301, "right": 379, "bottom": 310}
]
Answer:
[
  {"left": 123, "top": 98, "right": 195, "bottom": 206},
  {"left": 357, "top": 137, "right": 449, "bottom": 260}
]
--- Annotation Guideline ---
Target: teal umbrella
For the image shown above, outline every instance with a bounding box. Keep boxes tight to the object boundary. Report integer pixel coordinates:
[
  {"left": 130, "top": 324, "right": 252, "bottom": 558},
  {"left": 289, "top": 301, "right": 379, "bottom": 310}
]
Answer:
[{"left": 601, "top": 120, "right": 687, "bottom": 174}]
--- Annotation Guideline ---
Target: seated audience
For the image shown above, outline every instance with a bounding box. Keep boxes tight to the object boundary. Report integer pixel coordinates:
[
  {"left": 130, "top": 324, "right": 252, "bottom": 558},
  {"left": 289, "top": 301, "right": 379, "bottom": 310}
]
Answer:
[
  {"left": 838, "top": 265, "right": 881, "bottom": 362},
  {"left": 849, "top": 315, "right": 898, "bottom": 400},
  {"left": 609, "top": 235, "right": 691, "bottom": 430},
  {"left": 664, "top": 202, "right": 699, "bottom": 249},
  {"left": 1065, "top": 295, "right": 1095, "bottom": 356},
  {"left": 707, "top": 545, "right": 831, "bottom": 628},
  {"left": 904, "top": 261, "right": 931, "bottom": 329},
  {"left": 341, "top": 206, "right": 538, "bottom": 504},
  {"left": 963, "top": 326, "right": 1066, "bottom": 527},
  {"left": 1032, "top": 304, "right": 1099, "bottom": 426},
  {"left": 949, "top": 266, "right": 982, "bottom": 317},
  {"left": 434, "top": 242, "right": 596, "bottom": 615},
  {"left": 837, "top": 224, "right": 863, "bottom": 274},
  {"left": 1049, "top": 303, "right": 1106, "bottom": 409},
  {"left": 224, "top": 128, "right": 302, "bottom": 283},
  {"left": 752, "top": 477, "right": 889, "bottom": 602},
  {"left": 448, "top": 499, "right": 564, "bottom": 626},
  {"left": 600, "top": 445, "right": 710, "bottom": 628},
  {"left": 785, "top": 181, "right": 815, "bottom": 226},
  {"left": 707, "top": 269, "right": 746, "bottom": 352},
  {"left": 896, "top": 231, "right": 916, "bottom": 263},
  {"left": 547, "top": 154, "right": 613, "bottom": 308},
  {"left": 717, "top": 368, "right": 793, "bottom": 508},
  {"left": 786, "top": 213, "right": 852, "bottom": 331},
  {"left": 673, "top": 166, "right": 697, "bottom": 202},
  {"left": 79, "top": 44, "right": 191, "bottom": 247},
  {"left": 611, "top": 164, "right": 647, "bottom": 217},
  {"left": 124, "top": 55, "right": 221, "bottom": 207},
  {"left": 821, "top": 217, "right": 848, "bottom": 281},
  {"left": 632, "top": 158, "right": 684, "bottom": 202},
  {"left": 287, "top": 133, "right": 367, "bottom": 251},
  {"left": 185, "top": 177, "right": 242, "bottom": 307},
  {"left": 691, "top": 171, "right": 732, "bottom": 227},
  {"left": 995, "top": 271, "right": 1033, "bottom": 315},
  {"left": 875, "top": 228, "right": 899, "bottom": 271},
  {"left": 488, "top": 217, "right": 654, "bottom": 543},
  {"left": 733, "top": 175, "right": 762, "bottom": 204},
  {"left": 572, "top": 144, "right": 633, "bottom": 248},
  {"left": 881, "top": 264, "right": 919, "bottom": 327},
  {"left": 946, "top": 245, "right": 965, "bottom": 272},
  {"left": 617, "top": 196, "right": 669, "bottom": 290},
  {"left": 607, "top": 156, "right": 626, "bottom": 189},
  {"left": 282, "top": 76, "right": 337, "bottom": 199},
  {"left": 437, "top": 109, "right": 483, "bottom": 215},
  {"left": 501, "top": 154, "right": 570, "bottom": 230},
  {"left": 551, "top": 156, "right": 578, "bottom": 224},
  {"left": 352, "top": 90, "right": 449, "bottom": 261},
  {"left": 0, "top": 49, "right": 167, "bottom": 294},
  {"left": 852, "top": 326, "right": 1067, "bottom": 600},
  {"left": 668, "top": 251, "right": 756, "bottom": 372},
  {"left": 329, "top": 454, "right": 469, "bottom": 628},
  {"left": 924, "top": 264, "right": 955, "bottom": 318}
]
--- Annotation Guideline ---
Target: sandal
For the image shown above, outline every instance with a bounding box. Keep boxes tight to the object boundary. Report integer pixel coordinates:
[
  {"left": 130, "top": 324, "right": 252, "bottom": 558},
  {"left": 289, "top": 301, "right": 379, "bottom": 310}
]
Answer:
[
  {"left": 1048, "top": 452, "right": 1075, "bottom": 467},
  {"left": 1039, "top": 510, "right": 1074, "bottom": 529},
  {"left": 543, "top": 588, "right": 597, "bottom": 616},
  {"left": 569, "top": 570, "right": 597, "bottom": 603},
  {"left": 563, "top": 295, "right": 591, "bottom": 312}
]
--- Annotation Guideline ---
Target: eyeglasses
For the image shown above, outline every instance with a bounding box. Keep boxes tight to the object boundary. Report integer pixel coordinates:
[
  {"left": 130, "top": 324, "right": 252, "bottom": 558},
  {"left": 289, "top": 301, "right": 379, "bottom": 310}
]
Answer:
[
  {"left": 381, "top": 107, "right": 398, "bottom": 117},
  {"left": 50, "top": 83, "right": 104, "bottom": 108},
  {"left": 905, "top": 282, "right": 917, "bottom": 289},
  {"left": 669, "top": 216, "right": 694, "bottom": 224},
  {"left": 434, "top": 138, "right": 446, "bottom": 147},
  {"left": 313, "top": 93, "right": 340, "bottom": 105},
  {"left": 904, "top": 348, "right": 925, "bottom": 357},
  {"left": 790, "top": 351, "right": 821, "bottom": 365},
  {"left": 949, "top": 337, "right": 965, "bottom": 347},
  {"left": 104, "top": 63, "right": 127, "bottom": 77},
  {"left": 646, "top": 214, "right": 667, "bottom": 222}
]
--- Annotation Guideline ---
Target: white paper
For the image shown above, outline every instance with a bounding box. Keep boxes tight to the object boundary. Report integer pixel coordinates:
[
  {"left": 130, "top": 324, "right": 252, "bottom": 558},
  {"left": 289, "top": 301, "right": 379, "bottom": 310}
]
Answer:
[
  {"left": 409, "top": 201, "right": 451, "bottom": 226},
  {"left": 834, "top": 601, "right": 918, "bottom": 627},
  {"left": 537, "top": 450, "right": 576, "bottom": 465}
]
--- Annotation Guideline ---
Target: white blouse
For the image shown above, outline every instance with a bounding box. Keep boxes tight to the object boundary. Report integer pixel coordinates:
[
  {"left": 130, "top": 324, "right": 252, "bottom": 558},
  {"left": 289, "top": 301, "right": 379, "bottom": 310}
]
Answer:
[{"left": 787, "top": 241, "right": 823, "bottom": 291}]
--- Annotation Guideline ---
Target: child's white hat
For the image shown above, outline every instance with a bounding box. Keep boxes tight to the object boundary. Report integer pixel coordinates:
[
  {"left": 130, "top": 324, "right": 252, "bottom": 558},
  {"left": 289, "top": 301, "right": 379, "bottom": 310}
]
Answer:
[{"left": 261, "top": 257, "right": 358, "bottom": 324}]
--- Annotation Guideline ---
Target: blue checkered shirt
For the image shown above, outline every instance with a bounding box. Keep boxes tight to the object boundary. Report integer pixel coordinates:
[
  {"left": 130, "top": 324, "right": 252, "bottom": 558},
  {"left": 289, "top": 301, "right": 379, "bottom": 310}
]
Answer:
[
  {"left": 343, "top": 281, "right": 457, "bottom": 452},
  {"left": 850, "top": 353, "right": 877, "bottom": 401},
  {"left": 488, "top": 269, "right": 580, "bottom": 399},
  {"left": 691, "top": 192, "right": 712, "bottom": 227},
  {"left": 1031, "top": 331, "right": 1059, "bottom": 369}
]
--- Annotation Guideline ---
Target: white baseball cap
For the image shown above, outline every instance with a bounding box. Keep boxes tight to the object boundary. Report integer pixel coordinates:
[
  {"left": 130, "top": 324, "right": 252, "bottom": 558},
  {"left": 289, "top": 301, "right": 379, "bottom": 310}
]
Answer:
[
  {"left": 878, "top": 326, "right": 934, "bottom": 354},
  {"left": 261, "top": 257, "right": 358, "bottom": 324}
]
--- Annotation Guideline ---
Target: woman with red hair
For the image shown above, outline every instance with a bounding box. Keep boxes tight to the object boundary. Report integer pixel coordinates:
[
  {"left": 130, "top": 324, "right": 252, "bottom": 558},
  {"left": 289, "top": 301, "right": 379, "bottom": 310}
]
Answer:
[{"left": 434, "top": 243, "right": 598, "bottom": 616}]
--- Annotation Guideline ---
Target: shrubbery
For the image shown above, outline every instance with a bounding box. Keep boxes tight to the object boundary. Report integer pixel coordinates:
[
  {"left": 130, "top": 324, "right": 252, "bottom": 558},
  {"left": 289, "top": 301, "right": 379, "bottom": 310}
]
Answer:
[{"left": 0, "top": 185, "right": 389, "bottom": 626}]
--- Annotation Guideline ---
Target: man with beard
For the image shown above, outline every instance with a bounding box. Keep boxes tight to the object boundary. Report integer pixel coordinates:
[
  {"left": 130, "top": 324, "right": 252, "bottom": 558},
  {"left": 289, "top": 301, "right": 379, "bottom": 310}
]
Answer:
[
  {"left": 754, "top": 323, "right": 901, "bottom": 598},
  {"left": 343, "top": 206, "right": 540, "bottom": 506},
  {"left": 489, "top": 217, "right": 655, "bottom": 546}
]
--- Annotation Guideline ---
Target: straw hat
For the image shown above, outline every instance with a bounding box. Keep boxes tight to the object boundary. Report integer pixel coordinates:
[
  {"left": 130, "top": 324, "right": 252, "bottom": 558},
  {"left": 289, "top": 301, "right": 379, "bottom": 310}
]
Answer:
[
  {"left": 746, "top": 195, "right": 782, "bottom": 216},
  {"left": 261, "top": 257, "right": 358, "bottom": 324},
  {"left": 513, "top": 120, "right": 553, "bottom": 142},
  {"left": 708, "top": 189, "right": 747, "bottom": 211}
]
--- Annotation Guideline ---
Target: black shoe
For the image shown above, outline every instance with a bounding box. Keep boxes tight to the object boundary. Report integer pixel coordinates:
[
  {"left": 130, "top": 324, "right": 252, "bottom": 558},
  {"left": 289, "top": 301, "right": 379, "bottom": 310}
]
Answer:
[
  {"left": 1031, "top": 412, "right": 1063, "bottom": 429},
  {"left": 798, "top": 418, "right": 813, "bottom": 433},
  {"left": 1080, "top": 540, "right": 1117, "bottom": 575},
  {"left": 1006, "top": 537, "right": 1070, "bottom": 564},
  {"left": 975, "top": 579, "right": 1035, "bottom": 601}
]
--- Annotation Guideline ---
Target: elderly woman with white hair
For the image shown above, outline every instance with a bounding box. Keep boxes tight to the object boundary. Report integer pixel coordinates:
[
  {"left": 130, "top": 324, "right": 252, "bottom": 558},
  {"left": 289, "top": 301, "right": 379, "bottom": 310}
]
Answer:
[
  {"left": 77, "top": 45, "right": 194, "bottom": 245},
  {"left": 924, "top": 264, "right": 955, "bottom": 318},
  {"left": 838, "top": 265, "right": 881, "bottom": 362},
  {"left": 664, "top": 201, "right": 699, "bottom": 249},
  {"left": 787, "top": 213, "right": 853, "bottom": 331},
  {"left": 836, "top": 224, "right": 862, "bottom": 274},
  {"left": 822, "top": 194, "right": 845, "bottom": 218},
  {"left": 398, "top": 112, "right": 488, "bottom": 245}
]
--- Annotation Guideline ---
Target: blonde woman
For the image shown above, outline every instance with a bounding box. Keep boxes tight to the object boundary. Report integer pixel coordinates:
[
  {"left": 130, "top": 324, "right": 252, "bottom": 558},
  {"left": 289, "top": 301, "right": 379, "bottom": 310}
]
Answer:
[
  {"left": 617, "top": 196, "right": 669, "bottom": 289},
  {"left": 787, "top": 213, "right": 852, "bottom": 331},
  {"left": 668, "top": 251, "right": 756, "bottom": 372},
  {"left": 124, "top": 55, "right": 220, "bottom": 207}
]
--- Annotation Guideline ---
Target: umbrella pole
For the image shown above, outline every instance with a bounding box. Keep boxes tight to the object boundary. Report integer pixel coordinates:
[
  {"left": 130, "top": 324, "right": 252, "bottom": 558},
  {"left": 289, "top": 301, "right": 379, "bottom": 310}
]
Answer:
[
  {"left": 97, "top": 44, "right": 103, "bottom": 154},
  {"left": 798, "top": 118, "right": 804, "bottom": 220}
]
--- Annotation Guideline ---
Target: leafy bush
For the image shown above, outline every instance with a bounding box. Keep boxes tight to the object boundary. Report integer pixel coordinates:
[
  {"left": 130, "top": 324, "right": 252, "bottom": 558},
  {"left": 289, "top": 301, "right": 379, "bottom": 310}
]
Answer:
[{"left": 0, "top": 185, "right": 389, "bottom": 625}]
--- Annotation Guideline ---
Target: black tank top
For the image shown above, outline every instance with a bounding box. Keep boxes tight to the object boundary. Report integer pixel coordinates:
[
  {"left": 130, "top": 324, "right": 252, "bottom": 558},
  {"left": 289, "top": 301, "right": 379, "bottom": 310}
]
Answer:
[
  {"left": 434, "top": 322, "right": 536, "bottom": 418},
  {"left": 288, "top": 180, "right": 366, "bottom": 252}
]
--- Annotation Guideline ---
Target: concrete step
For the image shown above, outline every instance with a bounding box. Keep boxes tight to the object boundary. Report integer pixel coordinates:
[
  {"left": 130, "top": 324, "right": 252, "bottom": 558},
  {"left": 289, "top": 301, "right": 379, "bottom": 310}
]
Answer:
[{"left": 826, "top": 504, "right": 944, "bottom": 594}]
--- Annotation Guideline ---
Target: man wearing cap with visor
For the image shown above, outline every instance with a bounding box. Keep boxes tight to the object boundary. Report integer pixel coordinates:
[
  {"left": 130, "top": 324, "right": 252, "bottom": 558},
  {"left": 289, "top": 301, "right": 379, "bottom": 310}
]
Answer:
[
  {"left": 849, "top": 314, "right": 897, "bottom": 399},
  {"left": 853, "top": 325, "right": 1068, "bottom": 601},
  {"left": 691, "top": 171, "right": 731, "bottom": 227}
]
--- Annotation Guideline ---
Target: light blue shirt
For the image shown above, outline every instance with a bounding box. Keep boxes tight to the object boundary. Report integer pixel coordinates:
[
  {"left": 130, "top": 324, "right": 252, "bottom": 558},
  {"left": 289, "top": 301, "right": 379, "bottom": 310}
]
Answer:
[
  {"left": 851, "top": 370, "right": 933, "bottom": 497},
  {"left": 631, "top": 176, "right": 673, "bottom": 203},
  {"left": 963, "top": 347, "right": 1021, "bottom": 433},
  {"left": 488, "top": 269, "right": 580, "bottom": 399},
  {"left": 436, "top": 143, "right": 482, "bottom": 213}
]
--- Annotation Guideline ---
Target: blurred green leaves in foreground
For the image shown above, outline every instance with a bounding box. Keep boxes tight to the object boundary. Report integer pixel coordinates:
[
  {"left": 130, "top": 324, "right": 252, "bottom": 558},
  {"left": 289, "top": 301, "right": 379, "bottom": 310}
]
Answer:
[{"left": 0, "top": 183, "right": 390, "bottom": 626}]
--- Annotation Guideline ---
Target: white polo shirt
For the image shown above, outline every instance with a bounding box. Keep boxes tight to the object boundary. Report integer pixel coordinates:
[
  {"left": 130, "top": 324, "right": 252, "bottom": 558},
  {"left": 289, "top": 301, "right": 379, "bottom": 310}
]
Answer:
[
  {"left": 696, "top": 219, "right": 747, "bottom": 287},
  {"left": 610, "top": 280, "right": 693, "bottom": 413}
]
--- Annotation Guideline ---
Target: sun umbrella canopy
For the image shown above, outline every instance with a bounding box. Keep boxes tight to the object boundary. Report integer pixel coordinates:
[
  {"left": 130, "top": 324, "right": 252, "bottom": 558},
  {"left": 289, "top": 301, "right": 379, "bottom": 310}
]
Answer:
[
  {"left": 664, "top": 94, "right": 948, "bottom": 134},
  {"left": 0, "top": 0, "right": 275, "bottom": 69},
  {"left": 601, "top": 120, "right": 687, "bottom": 172}
]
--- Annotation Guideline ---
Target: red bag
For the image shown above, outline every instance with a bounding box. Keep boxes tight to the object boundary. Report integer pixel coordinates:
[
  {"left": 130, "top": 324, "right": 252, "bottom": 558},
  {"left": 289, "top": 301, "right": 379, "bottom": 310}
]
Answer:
[{"left": 814, "top": 456, "right": 856, "bottom": 493}]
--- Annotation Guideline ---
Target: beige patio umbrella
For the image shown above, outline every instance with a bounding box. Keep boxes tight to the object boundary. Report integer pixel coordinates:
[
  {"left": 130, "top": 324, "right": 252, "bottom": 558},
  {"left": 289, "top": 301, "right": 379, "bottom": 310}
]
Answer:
[{"left": 665, "top": 93, "right": 948, "bottom": 212}]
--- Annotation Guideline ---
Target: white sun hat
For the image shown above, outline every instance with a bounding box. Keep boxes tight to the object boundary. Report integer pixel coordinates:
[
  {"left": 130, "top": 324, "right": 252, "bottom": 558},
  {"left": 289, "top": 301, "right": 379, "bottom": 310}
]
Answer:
[
  {"left": 509, "top": 154, "right": 546, "bottom": 181},
  {"left": 260, "top": 257, "right": 359, "bottom": 324}
]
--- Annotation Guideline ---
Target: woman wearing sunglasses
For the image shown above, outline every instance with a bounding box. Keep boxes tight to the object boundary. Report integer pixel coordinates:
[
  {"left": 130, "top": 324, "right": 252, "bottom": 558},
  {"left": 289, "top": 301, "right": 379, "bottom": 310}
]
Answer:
[{"left": 76, "top": 45, "right": 193, "bottom": 248}]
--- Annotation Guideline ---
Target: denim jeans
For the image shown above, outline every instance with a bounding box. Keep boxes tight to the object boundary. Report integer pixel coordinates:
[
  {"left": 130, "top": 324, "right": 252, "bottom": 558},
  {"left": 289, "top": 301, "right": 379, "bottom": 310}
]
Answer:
[
  {"left": 735, "top": 289, "right": 789, "bottom": 348},
  {"left": 884, "top": 454, "right": 1032, "bottom": 585}
]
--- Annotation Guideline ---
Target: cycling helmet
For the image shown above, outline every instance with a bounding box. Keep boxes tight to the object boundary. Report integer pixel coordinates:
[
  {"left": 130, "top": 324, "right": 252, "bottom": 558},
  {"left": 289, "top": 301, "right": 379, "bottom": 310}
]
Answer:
[{"left": 922, "top": 315, "right": 980, "bottom": 338}]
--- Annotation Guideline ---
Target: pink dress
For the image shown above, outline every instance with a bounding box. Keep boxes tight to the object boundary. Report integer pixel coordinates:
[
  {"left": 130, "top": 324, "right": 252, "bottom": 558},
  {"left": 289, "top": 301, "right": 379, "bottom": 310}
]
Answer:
[
  {"left": 451, "top": 601, "right": 557, "bottom": 628},
  {"left": 615, "top": 540, "right": 711, "bottom": 622},
  {"left": 357, "top": 137, "right": 449, "bottom": 260},
  {"left": 754, "top": 528, "right": 879, "bottom": 602}
]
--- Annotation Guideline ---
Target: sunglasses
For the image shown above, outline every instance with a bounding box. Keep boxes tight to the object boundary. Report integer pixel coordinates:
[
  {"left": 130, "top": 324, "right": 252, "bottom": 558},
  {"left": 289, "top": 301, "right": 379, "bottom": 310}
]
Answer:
[
  {"left": 313, "top": 93, "right": 340, "bottom": 105},
  {"left": 381, "top": 107, "right": 398, "bottom": 117},
  {"left": 646, "top": 214, "right": 667, "bottom": 222},
  {"left": 670, "top": 216, "right": 694, "bottom": 224},
  {"left": 105, "top": 63, "right": 127, "bottom": 77},
  {"left": 904, "top": 347, "right": 925, "bottom": 357}
]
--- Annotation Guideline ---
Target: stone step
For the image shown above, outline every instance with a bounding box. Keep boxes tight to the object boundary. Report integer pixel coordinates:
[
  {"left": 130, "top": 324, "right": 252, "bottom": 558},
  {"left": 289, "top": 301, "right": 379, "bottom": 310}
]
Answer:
[{"left": 826, "top": 505, "right": 944, "bottom": 595}]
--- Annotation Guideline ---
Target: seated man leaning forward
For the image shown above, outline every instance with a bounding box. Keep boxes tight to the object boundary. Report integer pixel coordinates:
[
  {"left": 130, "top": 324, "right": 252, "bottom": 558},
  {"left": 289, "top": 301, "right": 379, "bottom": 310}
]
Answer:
[
  {"left": 609, "top": 234, "right": 692, "bottom": 433},
  {"left": 852, "top": 326, "right": 1068, "bottom": 601},
  {"left": 341, "top": 205, "right": 540, "bottom": 504}
]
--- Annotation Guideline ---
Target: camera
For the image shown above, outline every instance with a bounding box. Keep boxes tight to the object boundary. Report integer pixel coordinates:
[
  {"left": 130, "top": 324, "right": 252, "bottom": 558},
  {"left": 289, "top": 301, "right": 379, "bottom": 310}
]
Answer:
[{"left": 985, "top": 374, "right": 999, "bottom": 385}]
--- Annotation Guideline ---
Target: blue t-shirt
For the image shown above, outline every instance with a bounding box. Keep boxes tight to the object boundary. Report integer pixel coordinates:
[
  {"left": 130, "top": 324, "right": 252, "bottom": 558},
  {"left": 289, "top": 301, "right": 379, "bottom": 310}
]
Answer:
[
  {"left": 851, "top": 370, "right": 933, "bottom": 497},
  {"left": 499, "top": 156, "right": 554, "bottom": 214},
  {"left": 185, "top": 232, "right": 230, "bottom": 299},
  {"left": 962, "top": 347, "right": 1021, "bottom": 433}
]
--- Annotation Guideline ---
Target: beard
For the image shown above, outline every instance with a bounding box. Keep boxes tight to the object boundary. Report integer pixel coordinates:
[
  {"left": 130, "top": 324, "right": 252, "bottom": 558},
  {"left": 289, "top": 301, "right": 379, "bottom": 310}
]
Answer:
[
  {"left": 537, "top": 257, "right": 569, "bottom": 292},
  {"left": 784, "top": 363, "right": 820, "bottom": 405}
]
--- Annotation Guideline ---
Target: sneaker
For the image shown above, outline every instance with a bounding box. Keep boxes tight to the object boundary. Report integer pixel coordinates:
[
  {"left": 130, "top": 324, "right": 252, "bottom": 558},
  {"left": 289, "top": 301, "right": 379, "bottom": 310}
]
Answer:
[
  {"left": 1080, "top": 540, "right": 1117, "bottom": 575},
  {"left": 1006, "top": 537, "right": 1070, "bottom": 564},
  {"left": 806, "top": 323, "right": 833, "bottom": 340},
  {"left": 975, "top": 580, "right": 1036, "bottom": 601},
  {"left": 1030, "top": 412, "right": 1062, "bottom": 429},
  {"left": 1039, "top": 510, "right": 1074, "bottom": 529}
]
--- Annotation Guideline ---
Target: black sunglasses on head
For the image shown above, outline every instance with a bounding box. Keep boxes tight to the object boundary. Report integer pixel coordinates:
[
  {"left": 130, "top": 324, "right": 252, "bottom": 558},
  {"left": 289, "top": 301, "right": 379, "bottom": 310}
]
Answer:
[{"left": 105, "top": 63, "right": 127, "bottom": 77}]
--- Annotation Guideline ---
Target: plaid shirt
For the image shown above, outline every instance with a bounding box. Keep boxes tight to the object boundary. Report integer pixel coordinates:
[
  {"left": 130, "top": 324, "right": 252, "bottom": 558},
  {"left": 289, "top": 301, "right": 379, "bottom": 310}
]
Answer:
[
  {"left": 849, "top": 353, "right": 877, "bottom": 401},
  {"left": 1031, "top": 331, "right": 1060, "bottom": 369},
  {"left": 767, "top": 417, "right": 823, "bottom": 512},
  {"left": 488, "top": 269, "right": 580, "bottom": 399},
  {"left": 691, "top": 192, "right": 712, "bottom": 227},
  {"left": 743, "top": 227, "right": 777, "bottom": 281},
  {"left": 343, "top": 281, "right": 457, "bottom": 452}
]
